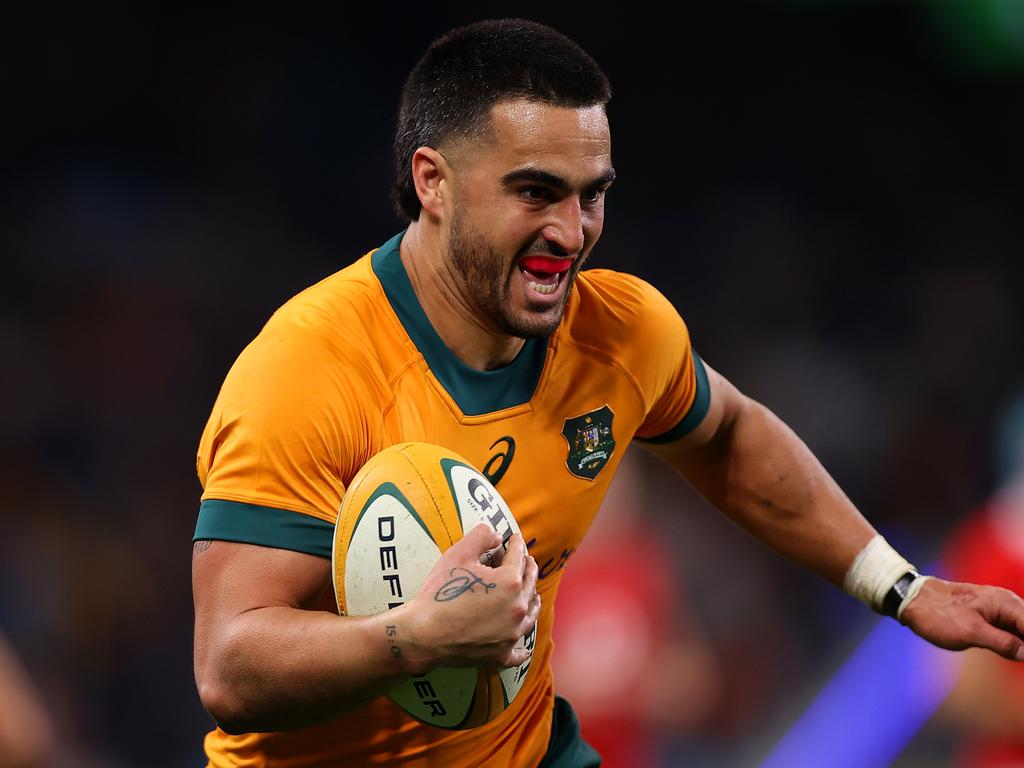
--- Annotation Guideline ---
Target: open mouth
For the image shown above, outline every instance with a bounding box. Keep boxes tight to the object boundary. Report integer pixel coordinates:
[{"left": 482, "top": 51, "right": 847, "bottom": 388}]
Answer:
[{"left": 518, "top": 256, "right": 574, "bottom": 296}]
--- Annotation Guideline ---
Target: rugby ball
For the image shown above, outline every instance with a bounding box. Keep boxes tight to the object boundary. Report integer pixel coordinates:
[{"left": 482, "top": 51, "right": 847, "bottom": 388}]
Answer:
[{"left": 332, "top": 442, "right": 535, "bottom": 729}]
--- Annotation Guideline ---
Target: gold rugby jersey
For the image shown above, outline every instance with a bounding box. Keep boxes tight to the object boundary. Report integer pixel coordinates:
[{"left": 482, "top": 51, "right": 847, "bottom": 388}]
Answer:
[{"left": 194, "top": 230, "right": 710, "bottom": 767}]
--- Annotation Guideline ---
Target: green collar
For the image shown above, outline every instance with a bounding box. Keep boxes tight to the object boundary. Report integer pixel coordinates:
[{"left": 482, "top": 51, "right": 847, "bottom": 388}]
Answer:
[{"left": 371, "top": 231, "right": 548, "bottom": 417}]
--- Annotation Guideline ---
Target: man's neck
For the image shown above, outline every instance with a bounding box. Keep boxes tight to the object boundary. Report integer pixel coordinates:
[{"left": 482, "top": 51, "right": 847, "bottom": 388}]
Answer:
[{"left": 399, "top": 221, "right": 525, "bottom": 372}]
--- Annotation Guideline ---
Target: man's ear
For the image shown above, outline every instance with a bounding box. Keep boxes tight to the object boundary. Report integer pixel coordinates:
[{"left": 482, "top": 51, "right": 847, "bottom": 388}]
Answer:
[{"left": 411, "top": 147, "right": 452, "bottom": 222}]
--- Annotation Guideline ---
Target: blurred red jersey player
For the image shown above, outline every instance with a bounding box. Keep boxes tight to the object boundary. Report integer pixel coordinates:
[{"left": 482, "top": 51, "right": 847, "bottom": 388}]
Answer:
[
  {"left": 552, "top": 453, "right": 719, "bottom": 767},
  {"left": 942, "top": 396, "right": 1024, "bottom": 767}
]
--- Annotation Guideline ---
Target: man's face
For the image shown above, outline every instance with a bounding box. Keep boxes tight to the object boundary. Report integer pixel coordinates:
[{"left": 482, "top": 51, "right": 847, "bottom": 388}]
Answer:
[{"left": 442, "top": 99, "right": 614, "bottom": 339}]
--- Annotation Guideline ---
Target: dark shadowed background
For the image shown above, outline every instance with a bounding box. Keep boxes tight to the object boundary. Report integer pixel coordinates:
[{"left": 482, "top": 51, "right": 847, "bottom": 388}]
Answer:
[{"left": 3, "top": 2, "right": 1022, "bottom": 765}]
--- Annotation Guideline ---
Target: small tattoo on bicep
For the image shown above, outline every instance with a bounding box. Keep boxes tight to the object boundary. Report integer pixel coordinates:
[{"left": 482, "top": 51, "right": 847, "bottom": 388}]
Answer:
[
  {"left": 192, "top": 540, "right": 213, "bottom": 560},
  {"left": 434, "top": 568, "right": 497, "bottom": 602}
]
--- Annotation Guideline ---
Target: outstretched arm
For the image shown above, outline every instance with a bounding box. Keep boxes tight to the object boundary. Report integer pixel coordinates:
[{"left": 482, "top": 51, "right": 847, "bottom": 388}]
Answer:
[{"left": 638, "top": 361, "right": 1024, "bottom": 661}]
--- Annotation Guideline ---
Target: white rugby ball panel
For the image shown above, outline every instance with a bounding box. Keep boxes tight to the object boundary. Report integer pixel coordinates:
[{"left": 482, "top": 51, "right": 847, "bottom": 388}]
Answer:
[
  {"left": 389, "top": 668, "right": 479, "bottom": 729},
  {"left": 343, "top": 483, "right": 441, "bottom": 617},
  {"left": 442, "top": 460, "right": 521, "bottom": 545}
]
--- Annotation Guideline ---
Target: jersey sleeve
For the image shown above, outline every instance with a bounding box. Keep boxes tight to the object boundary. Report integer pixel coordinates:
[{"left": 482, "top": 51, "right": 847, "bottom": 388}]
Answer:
[
  {"left": 613, "top": 275, "right": 710, "bottom": 443},
  {"left": 194, "top": 322, "right": 378, "bottom": 558}
]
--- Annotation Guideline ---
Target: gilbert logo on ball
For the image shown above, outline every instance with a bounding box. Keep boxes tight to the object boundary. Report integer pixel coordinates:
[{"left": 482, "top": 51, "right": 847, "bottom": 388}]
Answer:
[{"left": 332, "top": 442, "right": 535, "bottom": 729}]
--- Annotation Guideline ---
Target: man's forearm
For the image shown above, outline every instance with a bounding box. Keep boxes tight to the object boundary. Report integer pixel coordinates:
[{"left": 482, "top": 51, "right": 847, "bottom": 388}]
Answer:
[
  {"left": 194, "top": 527, "right": 539, "bottom": 734},
  {"left": 663, "top": 396, "right": 877, "bottom": 586},
  {"left": 198, "top": 604, "right": 423, "bottom": 734},
  {"left": 643, "top": 366, "right": 1024, "bottom": 660}
]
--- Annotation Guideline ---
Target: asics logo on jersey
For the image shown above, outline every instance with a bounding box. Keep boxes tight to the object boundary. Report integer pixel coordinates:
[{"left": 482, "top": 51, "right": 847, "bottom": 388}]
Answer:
[{"left": 482, "top": 436, "right": 515, "bottom": 486}]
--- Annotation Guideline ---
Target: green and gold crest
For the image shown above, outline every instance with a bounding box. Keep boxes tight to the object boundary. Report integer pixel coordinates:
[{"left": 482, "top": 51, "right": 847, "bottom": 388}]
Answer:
[{"left": 561, "top": 405, "right": 615, "bottom": 480}]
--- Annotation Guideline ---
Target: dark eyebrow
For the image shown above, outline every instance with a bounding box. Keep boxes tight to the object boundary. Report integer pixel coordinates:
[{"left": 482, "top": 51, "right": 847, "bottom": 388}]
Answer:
[{"left": 500, "top": 167, "right": 617, "bottom": 194}]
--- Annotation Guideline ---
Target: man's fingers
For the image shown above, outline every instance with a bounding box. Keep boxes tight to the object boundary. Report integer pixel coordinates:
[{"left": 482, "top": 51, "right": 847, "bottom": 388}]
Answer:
[
  {"left": 462, "top": 523, "right": 502, "bottom": 557},
  {"left": 499, "top": 534, "right": 526, "bottom": 574},
  {"left": 972, "top": 621, "right": 1024, "bottom": 661},
  {"left": 503, "top": 623, "right": 538, "bottom": 669},
  {"left": 976, "top": 586, "right": 1024, "bottom": 660},
  {"left": 504, "top": 644, "right": 532, "bottom": 669},
  {"left": 523, "top": 553, "right": 538, "bottom": 594},
  {"left": 985, "top": 587, "right": 1024, "bottom": 642},
  {"left": 479, "top": 544, "right": 504, "bottom": 567},
  {"left": 521, "top": 593, "right": 541, "bottom": 634}
]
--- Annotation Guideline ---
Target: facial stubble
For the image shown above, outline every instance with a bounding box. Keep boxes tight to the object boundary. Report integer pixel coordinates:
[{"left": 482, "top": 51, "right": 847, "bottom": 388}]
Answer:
[{"left": 447, "top": 206, "right": 584, "bottom": 340}]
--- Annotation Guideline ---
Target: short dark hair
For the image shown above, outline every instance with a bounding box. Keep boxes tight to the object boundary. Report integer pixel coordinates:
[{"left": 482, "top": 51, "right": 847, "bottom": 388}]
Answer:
[{"left": 391, "top": 19, "right": 612, "bottom": 221}]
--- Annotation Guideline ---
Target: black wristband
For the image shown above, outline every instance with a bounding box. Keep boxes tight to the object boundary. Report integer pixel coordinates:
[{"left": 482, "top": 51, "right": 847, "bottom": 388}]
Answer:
[{"left": 881, "top": 571, "right": 919, "bottom": 620}]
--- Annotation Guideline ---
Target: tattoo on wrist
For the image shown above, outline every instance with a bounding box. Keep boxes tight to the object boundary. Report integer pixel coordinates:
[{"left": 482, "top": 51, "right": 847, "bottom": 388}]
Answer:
[
  {"left": 192, "top": 540, "right": 213, "bottom": 560},
  {"left": 385, "top": 624, "right": 402, "bottom": 658},
  {"left": 434, "top": 568, "right": 497, "bottom": 602}
]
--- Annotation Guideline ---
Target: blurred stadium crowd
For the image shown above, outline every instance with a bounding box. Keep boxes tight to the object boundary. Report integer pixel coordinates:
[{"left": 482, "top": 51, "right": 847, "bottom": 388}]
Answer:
[{"left": 2, "top": 3, "right": 1023, "bottom": 766}]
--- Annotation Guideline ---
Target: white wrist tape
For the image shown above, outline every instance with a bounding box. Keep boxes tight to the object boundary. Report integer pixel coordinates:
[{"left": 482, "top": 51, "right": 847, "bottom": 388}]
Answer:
[
  {"left": 842, "top": 535, "right": 915, "bottom": 612},
  {"left": 895, "top": 574, "right": 930, "bottom": 622}
]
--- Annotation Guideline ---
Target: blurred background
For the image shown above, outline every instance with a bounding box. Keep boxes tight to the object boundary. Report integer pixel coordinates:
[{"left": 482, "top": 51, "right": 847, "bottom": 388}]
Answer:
[{"left": 3, "top": 1, "right": 1023, "bottom": 766}]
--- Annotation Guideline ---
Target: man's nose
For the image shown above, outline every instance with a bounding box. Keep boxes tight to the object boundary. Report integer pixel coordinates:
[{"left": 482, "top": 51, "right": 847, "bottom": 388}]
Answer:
[{"left": 541, "top": 197, "right": 584, "bottom": 255}]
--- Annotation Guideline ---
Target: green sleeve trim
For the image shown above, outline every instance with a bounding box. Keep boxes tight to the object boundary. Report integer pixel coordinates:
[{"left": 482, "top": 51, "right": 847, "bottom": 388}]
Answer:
[
  {"left": 193, "top": 499, "right": 334, "bottom": 559},
  {"left": 634, "top": 351, "right": 711, "bottom": 444}
]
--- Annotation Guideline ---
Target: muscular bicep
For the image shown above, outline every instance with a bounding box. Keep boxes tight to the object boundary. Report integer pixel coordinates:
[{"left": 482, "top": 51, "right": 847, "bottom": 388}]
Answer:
[
  {"left": 192, "top": 541, "right": 333, "bottom": 680},
  {"left": 637, "top": 360, "right": 750, "bottom": 465}
]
